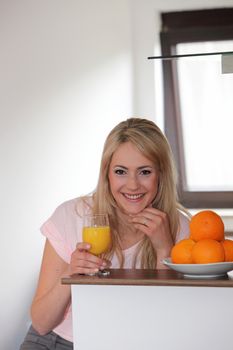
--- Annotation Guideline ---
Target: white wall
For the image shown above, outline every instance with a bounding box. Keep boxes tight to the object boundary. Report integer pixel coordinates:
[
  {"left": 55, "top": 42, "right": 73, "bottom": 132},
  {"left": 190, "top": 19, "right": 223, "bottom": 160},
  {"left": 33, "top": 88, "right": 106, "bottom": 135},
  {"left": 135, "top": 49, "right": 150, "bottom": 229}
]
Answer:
[
  {"left": 0, "top": 1, "right": 133, "bottom": 349},
  {"left": 1, "top": 1, "right": 233, "bottom": 349}
]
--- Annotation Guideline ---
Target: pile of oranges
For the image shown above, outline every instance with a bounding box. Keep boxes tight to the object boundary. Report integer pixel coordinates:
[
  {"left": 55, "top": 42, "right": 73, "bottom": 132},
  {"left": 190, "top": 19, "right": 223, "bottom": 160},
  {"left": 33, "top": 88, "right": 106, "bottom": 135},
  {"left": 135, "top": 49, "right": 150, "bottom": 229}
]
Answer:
[{"left": 171, "top": 210, "right": 233, "bottom": 264}]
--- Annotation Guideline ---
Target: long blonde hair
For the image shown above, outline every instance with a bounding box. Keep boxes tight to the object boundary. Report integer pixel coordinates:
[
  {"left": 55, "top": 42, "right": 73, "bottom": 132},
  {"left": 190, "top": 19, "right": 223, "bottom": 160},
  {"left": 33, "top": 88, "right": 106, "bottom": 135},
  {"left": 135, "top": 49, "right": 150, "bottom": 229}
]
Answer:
[{"left": 86, "top": 118, "right": 183, "bottom": 268}]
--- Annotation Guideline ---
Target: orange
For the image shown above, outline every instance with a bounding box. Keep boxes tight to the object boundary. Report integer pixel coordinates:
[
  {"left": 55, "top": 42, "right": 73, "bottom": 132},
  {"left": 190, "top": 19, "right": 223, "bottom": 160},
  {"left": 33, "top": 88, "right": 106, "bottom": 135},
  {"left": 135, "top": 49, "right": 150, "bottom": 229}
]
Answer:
[
  {"left": 190, "top": 210, "right": 224, "bottom": 242},
  {"left": 221, "top": 239, "right": 233, "bottom": 262},
  {"left": 191, "top": 239, "right": 225, "bottom": 264},
  {"left": 171, "top": 239, "right": 195, "bottom": 264}
]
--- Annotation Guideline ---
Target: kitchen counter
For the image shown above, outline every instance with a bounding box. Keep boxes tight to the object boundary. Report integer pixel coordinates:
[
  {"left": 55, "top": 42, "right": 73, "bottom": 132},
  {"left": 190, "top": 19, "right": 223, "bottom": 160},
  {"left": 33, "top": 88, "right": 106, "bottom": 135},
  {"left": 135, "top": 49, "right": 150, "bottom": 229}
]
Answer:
[
  {"left": 62, "top": 268, "right": 233, "bottom": 287},
  {"left": 62, "top": 269, "right": 233, "bottom": 350}
]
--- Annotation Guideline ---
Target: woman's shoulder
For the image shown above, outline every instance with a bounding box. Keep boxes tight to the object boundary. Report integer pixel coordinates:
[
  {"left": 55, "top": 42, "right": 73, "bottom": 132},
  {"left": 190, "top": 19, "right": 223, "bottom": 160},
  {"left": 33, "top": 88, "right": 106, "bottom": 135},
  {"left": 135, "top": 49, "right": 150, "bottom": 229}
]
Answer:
[
  {"left": 41, "top": 195, "right": 94, "bottom": 245},
  {"left": 41, "top": 196, "right": 94, "bottom": 263}
]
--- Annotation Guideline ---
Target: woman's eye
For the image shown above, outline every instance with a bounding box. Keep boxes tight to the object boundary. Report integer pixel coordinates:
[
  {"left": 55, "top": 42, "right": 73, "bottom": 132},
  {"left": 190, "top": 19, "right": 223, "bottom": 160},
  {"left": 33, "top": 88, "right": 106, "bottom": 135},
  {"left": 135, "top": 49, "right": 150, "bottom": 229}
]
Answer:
[
  {"left": 140, "top": 169, "right": 151, "bottom": 175},
  {"left": 114, "top": 169, "right": 126, "bottom": 175}
]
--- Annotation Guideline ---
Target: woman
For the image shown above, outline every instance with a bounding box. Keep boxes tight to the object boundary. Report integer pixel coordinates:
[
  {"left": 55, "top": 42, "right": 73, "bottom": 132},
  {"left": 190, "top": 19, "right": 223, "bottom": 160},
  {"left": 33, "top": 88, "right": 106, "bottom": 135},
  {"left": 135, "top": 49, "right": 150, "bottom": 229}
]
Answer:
[{"left": 20, "top": 117, "right": 190, "bottom": 349}]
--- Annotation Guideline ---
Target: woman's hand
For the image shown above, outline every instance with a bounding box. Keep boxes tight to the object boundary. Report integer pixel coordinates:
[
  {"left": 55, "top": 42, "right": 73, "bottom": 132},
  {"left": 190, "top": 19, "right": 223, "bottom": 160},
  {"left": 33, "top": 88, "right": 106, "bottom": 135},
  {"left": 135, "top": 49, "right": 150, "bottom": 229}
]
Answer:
[
  {"left": 130, "top": 208, "right": 174, "bottom": 265},
  {"left": 68, "top": 243, "right": 111, "bottom": 275}
]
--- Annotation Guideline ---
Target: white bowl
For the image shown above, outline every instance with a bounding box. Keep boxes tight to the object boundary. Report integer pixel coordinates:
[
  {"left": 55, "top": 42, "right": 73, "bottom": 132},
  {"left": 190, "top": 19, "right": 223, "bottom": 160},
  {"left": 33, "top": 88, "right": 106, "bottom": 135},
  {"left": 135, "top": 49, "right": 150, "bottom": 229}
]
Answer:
[{"left": 163, "top": 258, "right": 233, "bottom": 279}]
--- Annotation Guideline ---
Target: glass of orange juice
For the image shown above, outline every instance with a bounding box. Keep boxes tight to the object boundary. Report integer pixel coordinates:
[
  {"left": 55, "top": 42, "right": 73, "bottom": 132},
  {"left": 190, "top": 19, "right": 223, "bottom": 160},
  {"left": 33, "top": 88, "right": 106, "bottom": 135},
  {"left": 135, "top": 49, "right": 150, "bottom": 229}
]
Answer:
[{"left": 82, "top": 214, "right": 111, "bottom": 276}]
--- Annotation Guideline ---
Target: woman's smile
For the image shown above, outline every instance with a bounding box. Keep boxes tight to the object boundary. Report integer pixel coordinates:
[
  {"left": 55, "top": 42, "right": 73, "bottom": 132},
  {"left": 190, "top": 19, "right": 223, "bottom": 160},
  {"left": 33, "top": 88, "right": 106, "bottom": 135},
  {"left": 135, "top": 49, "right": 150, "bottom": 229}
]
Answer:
[{"left": 122, "top": 193, "right": 145, "bottom": 201}]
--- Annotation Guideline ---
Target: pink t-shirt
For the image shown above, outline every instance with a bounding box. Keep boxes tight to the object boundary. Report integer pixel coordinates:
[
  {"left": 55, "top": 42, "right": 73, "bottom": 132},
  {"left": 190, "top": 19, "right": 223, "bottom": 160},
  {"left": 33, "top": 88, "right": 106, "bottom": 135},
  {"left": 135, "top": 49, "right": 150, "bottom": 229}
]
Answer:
[{"left": 41, "top": 196, "right": 190, "bottom": 342}]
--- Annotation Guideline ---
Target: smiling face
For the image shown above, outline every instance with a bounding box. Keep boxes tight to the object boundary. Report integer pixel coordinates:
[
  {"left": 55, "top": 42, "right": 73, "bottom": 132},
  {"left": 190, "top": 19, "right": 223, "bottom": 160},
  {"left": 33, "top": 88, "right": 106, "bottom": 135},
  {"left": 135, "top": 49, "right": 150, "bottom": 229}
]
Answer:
[{"left": 108, "top": 142, "right": 159, "bottom": 215}]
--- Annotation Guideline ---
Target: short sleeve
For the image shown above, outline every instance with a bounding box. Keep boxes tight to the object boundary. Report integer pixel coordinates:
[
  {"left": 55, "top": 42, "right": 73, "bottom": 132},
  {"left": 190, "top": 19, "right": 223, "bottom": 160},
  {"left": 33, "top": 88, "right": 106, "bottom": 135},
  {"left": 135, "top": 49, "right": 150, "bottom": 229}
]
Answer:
[
  {"left": 175, "top": 211, "right": 190, "bottom": 243},
  {"left": 40, "top": 198, "right": 84, "bottom": 263}
]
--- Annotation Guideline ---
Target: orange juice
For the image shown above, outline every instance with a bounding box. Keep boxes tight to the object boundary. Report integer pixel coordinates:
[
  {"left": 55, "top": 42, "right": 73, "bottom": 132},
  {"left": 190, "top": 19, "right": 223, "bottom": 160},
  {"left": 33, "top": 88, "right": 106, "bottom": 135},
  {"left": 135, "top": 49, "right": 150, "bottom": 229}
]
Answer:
[{"left": 82, "top": 226, "right": 111, "bottom": 255}]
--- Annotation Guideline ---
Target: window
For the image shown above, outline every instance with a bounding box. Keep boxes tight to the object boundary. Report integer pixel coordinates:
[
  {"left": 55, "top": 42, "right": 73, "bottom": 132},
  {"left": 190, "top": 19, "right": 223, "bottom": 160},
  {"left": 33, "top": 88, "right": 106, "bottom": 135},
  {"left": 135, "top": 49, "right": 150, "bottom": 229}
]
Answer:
[{"left": 159, "top": 8, "right": 233, "bottom": 208}]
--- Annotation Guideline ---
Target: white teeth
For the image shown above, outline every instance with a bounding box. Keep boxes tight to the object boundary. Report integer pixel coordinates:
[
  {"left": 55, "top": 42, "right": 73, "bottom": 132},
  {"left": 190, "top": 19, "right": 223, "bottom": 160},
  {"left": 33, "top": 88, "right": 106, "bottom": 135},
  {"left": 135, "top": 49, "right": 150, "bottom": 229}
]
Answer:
[{"left": 124, "top": 193, "right": 144, "bottom": 200}]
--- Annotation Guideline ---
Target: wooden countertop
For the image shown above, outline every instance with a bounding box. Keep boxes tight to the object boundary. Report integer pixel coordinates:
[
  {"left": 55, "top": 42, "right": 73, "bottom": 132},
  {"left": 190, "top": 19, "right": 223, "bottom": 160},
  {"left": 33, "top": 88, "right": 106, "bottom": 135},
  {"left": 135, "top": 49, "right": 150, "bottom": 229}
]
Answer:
[{"left": 61, "top": 269, "right": 233, "bottom": 287}]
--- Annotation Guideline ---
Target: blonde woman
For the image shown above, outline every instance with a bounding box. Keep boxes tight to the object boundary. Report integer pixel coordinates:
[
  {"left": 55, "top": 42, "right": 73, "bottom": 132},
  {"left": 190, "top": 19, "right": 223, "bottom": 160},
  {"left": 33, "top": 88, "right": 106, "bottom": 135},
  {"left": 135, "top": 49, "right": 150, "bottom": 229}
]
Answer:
[{"left": 20, "top": 118, "right": 190, "bottom": 349}]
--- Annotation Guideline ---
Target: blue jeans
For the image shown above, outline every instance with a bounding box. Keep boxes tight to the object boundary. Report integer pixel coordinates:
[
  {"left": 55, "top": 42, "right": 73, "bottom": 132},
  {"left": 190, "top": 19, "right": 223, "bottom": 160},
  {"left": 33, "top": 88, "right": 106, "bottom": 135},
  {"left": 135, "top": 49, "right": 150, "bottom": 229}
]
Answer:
[{"left": 19, "top": 325, "right": 73, "bottom": 350}]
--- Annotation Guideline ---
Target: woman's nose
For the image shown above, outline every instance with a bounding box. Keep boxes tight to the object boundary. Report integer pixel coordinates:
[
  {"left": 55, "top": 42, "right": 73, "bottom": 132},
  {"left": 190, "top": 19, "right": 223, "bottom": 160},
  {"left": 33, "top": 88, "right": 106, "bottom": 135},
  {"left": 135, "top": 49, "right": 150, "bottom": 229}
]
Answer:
[{"left": 126, "top": 174, "right": 139, "bottom": 190}]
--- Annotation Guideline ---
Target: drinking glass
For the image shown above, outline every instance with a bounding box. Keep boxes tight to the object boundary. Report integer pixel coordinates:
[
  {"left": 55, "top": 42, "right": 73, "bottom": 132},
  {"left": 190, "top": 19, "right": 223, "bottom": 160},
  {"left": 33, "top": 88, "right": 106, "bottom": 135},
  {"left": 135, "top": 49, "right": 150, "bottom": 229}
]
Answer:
[{"left": 82, "top": 214, "right": 111, "bottom": 276}]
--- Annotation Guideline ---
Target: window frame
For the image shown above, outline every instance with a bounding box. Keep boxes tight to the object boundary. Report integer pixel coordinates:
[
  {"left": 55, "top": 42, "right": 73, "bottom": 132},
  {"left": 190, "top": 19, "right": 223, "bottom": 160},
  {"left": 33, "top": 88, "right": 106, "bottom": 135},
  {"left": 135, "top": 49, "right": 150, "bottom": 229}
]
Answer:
[{"left": 159, "top": 8, "right": 233, "bottom": 208}]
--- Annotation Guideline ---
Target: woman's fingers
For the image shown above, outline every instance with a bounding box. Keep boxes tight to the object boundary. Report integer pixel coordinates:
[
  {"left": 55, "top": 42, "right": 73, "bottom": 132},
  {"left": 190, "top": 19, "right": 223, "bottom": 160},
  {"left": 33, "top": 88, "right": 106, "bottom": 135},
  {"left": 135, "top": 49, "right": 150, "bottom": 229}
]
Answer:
[
  {"left": 131, "top": 215, "right": 151, "bottom": 227},
  {"left": 130, "top": 208, "right": 170, "bottom": 243},
  {"left": 131, "top": 208, "right": 167, "bottom": 228},
  {"left": 76, "top": 242, "right": 91, "bottom": 251},
  {"left": 69, "top": 242, "right": 109, "bottom": 275}
]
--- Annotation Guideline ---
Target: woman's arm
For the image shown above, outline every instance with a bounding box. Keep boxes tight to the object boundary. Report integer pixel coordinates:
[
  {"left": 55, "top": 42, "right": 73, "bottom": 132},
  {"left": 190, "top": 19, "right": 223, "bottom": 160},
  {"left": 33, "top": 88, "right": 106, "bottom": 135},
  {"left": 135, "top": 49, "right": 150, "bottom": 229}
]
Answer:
[
  {"left": 31, "top": 240, "right": 71, "bottom": 335},
  {"left": 31, "top": 239, "right": 109, "bottom": 335}
]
